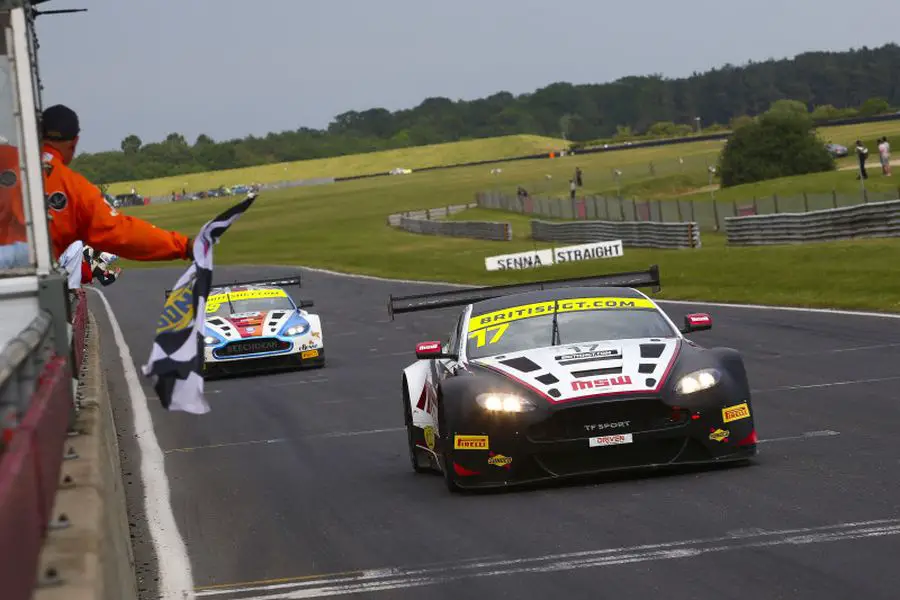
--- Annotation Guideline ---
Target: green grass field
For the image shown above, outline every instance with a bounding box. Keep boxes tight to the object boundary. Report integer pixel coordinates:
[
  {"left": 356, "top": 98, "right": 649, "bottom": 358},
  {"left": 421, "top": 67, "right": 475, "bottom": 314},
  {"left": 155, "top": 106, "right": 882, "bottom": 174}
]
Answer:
[
  {"left": 104, "top": 135, "right": 567, "bottom": 197},
  {"left": 107, "top": 117, "right": 900, "bottom": 202},
  {"left": 119, "top": 135, "right": 900, "bottom": 313}
]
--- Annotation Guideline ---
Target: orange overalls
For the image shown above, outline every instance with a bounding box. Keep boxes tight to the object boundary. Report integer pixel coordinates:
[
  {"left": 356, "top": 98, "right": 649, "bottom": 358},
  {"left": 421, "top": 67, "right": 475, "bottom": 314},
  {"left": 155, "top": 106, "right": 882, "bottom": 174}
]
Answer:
[
  {"left": 41, "top": 145, "right": 190, "bottom": 261},
  {"left": 1, "top": 143, "right": 191, "bottom": 262},
  {"left": 0, "top": 144, "right": 26, "bottom": 246}
]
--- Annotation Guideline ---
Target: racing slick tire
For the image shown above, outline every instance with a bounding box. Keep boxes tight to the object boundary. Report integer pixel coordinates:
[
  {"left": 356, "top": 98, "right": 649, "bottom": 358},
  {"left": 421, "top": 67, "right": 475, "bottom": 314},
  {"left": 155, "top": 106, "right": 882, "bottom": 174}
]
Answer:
[
  {"left": 437, "top": 394, "right": 462, "bottom": 493},
  {"left": 402, "top": 383, "right": 431, "bottom": 474}
]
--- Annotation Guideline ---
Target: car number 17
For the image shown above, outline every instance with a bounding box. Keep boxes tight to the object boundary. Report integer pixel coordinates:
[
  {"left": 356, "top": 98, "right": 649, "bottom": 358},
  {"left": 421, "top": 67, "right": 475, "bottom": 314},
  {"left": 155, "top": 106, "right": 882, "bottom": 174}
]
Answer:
[{"left": 468, "top": 323, "right": 510, "bottom": 348}]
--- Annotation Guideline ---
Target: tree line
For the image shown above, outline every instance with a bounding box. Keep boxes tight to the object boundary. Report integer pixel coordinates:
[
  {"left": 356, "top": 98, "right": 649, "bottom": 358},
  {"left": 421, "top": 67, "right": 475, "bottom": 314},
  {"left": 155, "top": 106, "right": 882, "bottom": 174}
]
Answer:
[{"left": 72, "top": 43, "right": 900, "bottom": 184}]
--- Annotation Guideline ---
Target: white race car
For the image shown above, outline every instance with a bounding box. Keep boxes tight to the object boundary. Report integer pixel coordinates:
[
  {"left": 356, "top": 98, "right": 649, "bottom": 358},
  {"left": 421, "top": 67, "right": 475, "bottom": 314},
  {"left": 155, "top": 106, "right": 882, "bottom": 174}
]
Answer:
[{"left": 201, "top": 277, "right": 325, "bottom": 378}]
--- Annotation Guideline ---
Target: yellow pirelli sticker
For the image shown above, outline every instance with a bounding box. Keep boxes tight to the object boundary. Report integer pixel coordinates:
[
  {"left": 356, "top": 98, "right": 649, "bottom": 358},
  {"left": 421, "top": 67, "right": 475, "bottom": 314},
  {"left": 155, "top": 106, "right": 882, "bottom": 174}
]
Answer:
[
  {"left": 206, "top": 288, "right": 287, "bottom": 313},
  {"left": 467, "top": 297, "right": 655, "bottom": 332},
  {"left": 454, "top": 435, "right": 489, "bottom": 450},
  {"left": 722, "top": 402, "right": 750, "bottom": 423},
  {"left": 301, "top": 349, "right": 319, "bottom": 359}
]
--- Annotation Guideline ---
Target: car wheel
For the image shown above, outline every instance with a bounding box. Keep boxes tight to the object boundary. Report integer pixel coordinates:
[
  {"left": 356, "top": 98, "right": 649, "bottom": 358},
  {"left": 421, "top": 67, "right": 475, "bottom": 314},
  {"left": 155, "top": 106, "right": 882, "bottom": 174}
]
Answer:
[
  {"left": 403, "top": 385, "right": 430, "bottom": 474},
  {"left": 437, "top": 394, "right": 462, "bottom": 493}
]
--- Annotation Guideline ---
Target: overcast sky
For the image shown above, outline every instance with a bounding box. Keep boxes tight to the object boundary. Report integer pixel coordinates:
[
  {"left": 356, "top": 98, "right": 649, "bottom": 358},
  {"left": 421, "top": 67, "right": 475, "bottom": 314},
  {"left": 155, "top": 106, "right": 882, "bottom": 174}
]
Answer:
[{"left": 29, "top": 0, "right": 900, "bottom": 154}]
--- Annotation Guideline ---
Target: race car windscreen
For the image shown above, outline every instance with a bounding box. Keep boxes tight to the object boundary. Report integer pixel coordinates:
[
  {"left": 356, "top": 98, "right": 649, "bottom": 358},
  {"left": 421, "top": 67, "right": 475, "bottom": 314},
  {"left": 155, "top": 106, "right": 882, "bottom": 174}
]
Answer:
[
  {"left": 206, "top": 291, "right": 295, "bottom": 317},
  {"left": 465, "top": 297, "right": 676, "bottom": 358}
]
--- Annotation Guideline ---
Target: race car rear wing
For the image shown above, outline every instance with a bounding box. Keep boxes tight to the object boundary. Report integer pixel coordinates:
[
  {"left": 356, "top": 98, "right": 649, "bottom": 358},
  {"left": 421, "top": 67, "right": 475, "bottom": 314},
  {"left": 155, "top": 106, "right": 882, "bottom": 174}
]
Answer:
[
  {"left": 164, "top": 276, "right": 302, "bottom": 298},
  {"left": 387, "top": 265, "right": 660, "bottom": 319}
]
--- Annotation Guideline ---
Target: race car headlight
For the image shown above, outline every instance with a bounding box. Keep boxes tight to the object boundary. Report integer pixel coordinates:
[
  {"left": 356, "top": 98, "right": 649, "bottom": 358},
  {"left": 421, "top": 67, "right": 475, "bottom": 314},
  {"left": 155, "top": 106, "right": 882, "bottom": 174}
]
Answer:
[
  {"left": 475, "top": 393, "right": 536, "bottom": 413},
  {"left": 285, "top": 325, "right": 308, "bottom": 336},
  {"left": 675, "top": 368, "right": 721, "bottom": 395},
  {"left": 204, "top": 336, "right": 218, "bottom": 345}
]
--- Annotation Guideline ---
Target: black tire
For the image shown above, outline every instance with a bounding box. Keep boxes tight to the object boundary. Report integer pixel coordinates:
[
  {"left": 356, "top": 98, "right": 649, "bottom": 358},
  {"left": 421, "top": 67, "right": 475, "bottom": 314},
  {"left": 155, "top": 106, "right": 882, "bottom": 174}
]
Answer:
[
  {"left": 437, "top": 393, "right": 462, "bottom": 493},
  {"left": 403, "top": 384, "right": 430, "bottom": 474}
]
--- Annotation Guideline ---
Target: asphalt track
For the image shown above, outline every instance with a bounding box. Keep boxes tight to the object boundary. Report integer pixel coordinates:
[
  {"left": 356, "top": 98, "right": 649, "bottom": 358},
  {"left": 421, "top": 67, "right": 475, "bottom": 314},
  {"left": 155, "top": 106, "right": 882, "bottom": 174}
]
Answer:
[{"left": 90, "top": 265, "right": 900, "bottom": 600}]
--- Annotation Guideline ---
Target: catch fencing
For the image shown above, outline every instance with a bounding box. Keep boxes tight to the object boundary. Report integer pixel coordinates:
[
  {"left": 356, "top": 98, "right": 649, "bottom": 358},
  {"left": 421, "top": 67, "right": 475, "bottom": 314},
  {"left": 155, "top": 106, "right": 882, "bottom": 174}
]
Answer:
[
  {"left": 0, "top": 289, "right": 86, "bottom": 599},
  {"left": 531, "top": 219, "right": 700, "bottom": 249},
  {"left": 476, "top": 187, "right": 900, "bottom": 233},
  {"left": 387, "top": 203, "right": 513, "bottom": 241},
  {"left": 725, "top": 198, "right": 900, "bottom": 245}
]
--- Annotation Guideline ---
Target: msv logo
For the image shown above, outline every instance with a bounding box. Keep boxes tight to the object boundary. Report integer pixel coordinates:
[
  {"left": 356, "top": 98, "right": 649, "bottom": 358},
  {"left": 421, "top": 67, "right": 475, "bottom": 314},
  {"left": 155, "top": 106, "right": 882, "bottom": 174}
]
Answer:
[{"left": 571, "top": 375, "right": 632, "bottom": 391}]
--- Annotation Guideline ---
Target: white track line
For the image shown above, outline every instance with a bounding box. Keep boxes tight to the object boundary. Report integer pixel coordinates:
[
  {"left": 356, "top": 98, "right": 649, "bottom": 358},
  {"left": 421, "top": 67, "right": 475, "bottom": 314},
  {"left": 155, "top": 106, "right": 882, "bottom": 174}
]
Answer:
[
  {"left": 297, "top": 266, "right": 900, "bottom": 320},
  {"left": 757, "top": 430, "right": 840, "bottom": 443},
  {"left": 90, "top": 288, "right": 195, "bottom": 599},
  {"left": 753, "top": 375, "right": 900, "bottom": 394},
  {"left": 194, "top": 517, "right": 900, "bottom": 598},
  {"left": 164, "top": 428, "right": 832, "bottom": 455}
]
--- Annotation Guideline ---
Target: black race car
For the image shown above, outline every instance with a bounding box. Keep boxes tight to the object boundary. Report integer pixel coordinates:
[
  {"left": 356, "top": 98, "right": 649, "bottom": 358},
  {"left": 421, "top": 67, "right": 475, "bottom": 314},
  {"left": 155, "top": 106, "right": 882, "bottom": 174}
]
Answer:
[{"left": 388, "top": 266, "right": 757, "bottom": 493}]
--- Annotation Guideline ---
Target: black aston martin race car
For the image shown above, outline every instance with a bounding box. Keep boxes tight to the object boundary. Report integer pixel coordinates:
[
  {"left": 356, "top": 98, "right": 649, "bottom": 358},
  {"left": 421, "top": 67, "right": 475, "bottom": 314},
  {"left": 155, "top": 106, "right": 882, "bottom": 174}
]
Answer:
[{"left": 388, "top": 266, "right": 757, "bottom": 493}]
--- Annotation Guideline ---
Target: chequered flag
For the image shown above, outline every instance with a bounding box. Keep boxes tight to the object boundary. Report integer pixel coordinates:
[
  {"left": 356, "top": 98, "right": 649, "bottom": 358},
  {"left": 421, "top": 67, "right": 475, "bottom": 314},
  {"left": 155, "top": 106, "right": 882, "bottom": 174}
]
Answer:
[{"left": 141, "top": 193, "right": 257, "bottom": 413}]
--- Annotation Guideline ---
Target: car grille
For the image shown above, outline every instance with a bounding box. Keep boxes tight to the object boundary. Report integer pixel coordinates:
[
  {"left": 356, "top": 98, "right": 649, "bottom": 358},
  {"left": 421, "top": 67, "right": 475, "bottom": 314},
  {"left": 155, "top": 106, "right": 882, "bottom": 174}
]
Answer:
[
  {"left": 534, "top": 438, "right": 687, "bottom": 476},
  {"left": 528, "top": 397, "right": 680, "bottom": 442},
  {"left": 214, "top": 338, "right": 290, "bottom": 358}
]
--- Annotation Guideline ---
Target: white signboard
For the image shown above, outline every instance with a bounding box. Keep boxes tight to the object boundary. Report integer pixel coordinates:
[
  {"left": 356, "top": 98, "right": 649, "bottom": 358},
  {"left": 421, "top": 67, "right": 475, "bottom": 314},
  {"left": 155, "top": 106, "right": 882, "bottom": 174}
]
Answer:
[
  {"left": 485, "top": 240, "right": 623, "bottom": 271},
  {"left": 485, "top": 249, "right": 554, "bottom": 271}
]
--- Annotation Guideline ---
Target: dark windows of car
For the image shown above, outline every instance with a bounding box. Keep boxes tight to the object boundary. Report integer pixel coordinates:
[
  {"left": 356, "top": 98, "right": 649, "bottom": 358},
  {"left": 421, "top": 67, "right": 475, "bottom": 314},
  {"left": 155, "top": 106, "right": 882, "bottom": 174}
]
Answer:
[{"left": 465, "top": 308, "right": 676, "bottom": 358}]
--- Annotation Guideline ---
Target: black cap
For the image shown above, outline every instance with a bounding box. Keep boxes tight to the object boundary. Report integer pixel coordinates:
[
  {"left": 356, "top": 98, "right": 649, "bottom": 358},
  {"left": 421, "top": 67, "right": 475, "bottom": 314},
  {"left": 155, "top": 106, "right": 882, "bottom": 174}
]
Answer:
[{"left": 42, "top": 104, "right": 80, "bottom": 141}]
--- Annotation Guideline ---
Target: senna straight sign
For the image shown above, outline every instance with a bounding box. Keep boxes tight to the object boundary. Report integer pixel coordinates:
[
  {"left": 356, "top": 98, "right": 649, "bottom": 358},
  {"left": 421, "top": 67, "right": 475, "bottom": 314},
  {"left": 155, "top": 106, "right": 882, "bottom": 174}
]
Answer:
[{"left": 484, "top": 240, "right": 623, "bottom": 271}]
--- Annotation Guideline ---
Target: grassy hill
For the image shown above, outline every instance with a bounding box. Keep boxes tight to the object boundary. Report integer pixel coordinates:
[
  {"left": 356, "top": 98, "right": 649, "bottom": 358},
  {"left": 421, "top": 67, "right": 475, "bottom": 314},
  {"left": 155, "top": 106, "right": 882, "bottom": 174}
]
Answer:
[{"left": 105, "top": 135, "right": 567, "bottom": 196}]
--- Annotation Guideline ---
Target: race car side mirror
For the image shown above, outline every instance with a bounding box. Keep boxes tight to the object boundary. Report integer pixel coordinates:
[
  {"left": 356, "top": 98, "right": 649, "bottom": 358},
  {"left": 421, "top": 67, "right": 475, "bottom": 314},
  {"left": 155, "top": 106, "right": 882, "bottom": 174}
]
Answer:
[
  {"left": 415, "top": 340, "right": 456, "bottom": 360},
  {"left": 681, "top": 313, "right": 712, "bottom": 333}
]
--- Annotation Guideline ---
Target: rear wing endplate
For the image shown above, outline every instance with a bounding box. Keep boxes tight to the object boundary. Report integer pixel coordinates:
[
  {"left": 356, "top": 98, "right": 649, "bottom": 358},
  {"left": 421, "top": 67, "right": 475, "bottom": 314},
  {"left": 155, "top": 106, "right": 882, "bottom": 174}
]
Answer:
[
  {"left": 165, "top": 276, "right": 302, "bottom": 298},
  {"left": 387, "top": 265, "right": 660, "bottom": 319}
]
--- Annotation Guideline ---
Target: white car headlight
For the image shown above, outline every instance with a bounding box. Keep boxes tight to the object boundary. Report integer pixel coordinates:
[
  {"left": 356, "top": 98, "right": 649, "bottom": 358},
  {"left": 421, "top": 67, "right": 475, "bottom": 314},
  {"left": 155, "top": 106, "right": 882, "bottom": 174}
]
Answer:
[
  {"left": 286, "top": 326, "right": 307, "bottom": 336},
  {"left": 675, "top": 368, "right": 721, "bottom": 395},
  {"left": 204, "top": 336, "right": 218, "bottom": 345},
  {"left": 475, "top": 393, "right": 536, "bottom": 413}
]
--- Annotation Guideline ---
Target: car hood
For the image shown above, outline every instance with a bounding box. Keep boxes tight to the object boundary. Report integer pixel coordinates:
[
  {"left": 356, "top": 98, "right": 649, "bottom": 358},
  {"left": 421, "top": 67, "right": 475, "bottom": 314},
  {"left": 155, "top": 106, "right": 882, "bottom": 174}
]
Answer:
[
  {"left": 205, "top": 310, "right": 301, "bottom": 340},
  {"left": 469, "top": 337, "right": 681, "bottom": 403}
]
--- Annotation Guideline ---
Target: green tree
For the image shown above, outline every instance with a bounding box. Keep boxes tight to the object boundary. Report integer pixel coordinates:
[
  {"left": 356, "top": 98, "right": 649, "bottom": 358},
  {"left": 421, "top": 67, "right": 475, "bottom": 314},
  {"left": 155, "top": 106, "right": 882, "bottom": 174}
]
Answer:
[
  {"left": 859, "top": 97, "right": 891, "bottom": 116},
  {"left": 717, "top": 108, "right": 834, "bottom": 187},
  {"left": 120, "top": 134, "right": 142, "bottom": 155}
]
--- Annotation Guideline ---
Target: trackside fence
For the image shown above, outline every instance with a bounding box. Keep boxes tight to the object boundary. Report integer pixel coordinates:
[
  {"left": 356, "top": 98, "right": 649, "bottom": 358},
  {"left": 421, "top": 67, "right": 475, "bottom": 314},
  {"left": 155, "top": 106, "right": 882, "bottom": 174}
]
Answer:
[
  {"left": 387, "top": 203, "right": 513, "bottom": 241},
  {"left": 476, "top": 188, "right": 900, "bottom": 232},
  {"left": 531, "top": 219, "right": 700, "bottom": 249},
  {"left": 0, "top": 289, "right": 86, "bottom": 599},
  {"left": 725, "top": 198, "right": 900, "bottom": 245}
]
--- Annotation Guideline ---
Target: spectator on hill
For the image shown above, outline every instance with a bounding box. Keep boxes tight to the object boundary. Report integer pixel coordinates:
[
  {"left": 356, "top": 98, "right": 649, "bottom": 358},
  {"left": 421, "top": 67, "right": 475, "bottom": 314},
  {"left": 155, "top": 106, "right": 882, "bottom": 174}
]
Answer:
[
  {"left": 569, "top": 179, "right": 576, "bottom": 200},
  {"left": 878, "top": 137, "right": 892, "bottom": 176},
  {"left": 855, "top": 140, "right": 869, "bottom": 180},
  {"left": 574, "top": 167, "right": 583, "bottom": 187}
]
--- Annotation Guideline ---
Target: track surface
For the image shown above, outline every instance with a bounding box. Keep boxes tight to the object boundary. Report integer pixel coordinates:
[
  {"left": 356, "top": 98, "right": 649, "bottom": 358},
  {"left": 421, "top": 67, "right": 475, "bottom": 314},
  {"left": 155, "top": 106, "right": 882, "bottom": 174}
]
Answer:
[{"left": 91, "top": 265, "right": 900, "bottom": 599}]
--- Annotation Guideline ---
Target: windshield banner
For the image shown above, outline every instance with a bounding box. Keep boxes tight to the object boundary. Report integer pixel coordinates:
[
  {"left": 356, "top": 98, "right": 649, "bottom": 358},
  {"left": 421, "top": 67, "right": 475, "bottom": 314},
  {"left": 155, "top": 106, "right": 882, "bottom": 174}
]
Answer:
[{"left": 468, "top": 296, "right": 655, "bottom": 331}]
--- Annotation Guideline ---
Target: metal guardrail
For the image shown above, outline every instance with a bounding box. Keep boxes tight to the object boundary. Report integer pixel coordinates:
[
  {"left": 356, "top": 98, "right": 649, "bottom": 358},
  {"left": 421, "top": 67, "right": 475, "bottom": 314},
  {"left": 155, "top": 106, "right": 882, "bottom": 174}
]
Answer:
[
  {"left": 724, "top": 198, "right": 900, "bottom": 246},
  {"left": 0, "top": 310, "right": 54, "bottom": 438},
  {"left": 387, "top": 203, "right": 513, "bottom": 241},
  {"left": 0, "top": 288, "right": 85, "bottom": 599},
  {"left": 531, "top": 219, "right": 701, "bottom": 249}
]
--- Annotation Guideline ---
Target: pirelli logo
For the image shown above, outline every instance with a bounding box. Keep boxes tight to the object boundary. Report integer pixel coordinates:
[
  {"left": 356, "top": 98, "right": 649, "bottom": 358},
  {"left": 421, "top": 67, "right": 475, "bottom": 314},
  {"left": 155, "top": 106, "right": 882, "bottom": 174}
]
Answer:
[
  {"left": 722, "top": 402, "right": 750, "bottom": 423},
  {"left": 468, "top": 297, "right": 655, "bottom": 332},
  {"left": 454, "top": 435, "right": 489, "bottom": 450}
]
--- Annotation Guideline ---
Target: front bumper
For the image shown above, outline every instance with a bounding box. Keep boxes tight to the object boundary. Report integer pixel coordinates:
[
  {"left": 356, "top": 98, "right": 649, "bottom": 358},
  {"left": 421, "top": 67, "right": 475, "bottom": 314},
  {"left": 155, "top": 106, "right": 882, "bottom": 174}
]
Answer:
[
  {"left": 203, "top": 336, "right": 324, "bottom": 377},
  {"left": 446, "top": 395, "right": 756, "bottom": 489}
]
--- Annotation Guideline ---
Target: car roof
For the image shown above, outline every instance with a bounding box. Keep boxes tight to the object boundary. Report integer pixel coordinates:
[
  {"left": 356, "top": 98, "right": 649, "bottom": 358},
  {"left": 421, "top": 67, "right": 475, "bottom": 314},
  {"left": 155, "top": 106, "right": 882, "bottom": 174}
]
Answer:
[{"left": 468, "top": 286, "right": 649, "bottom": 315}]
